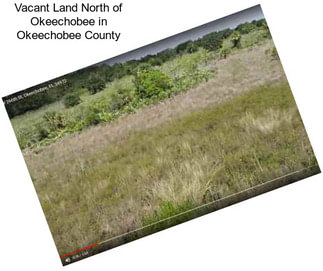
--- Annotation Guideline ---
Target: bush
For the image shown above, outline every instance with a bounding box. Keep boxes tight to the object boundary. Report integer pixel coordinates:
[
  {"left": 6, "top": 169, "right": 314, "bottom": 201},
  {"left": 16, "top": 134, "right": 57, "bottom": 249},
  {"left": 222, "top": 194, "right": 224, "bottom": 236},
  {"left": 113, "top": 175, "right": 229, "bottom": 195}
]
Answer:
[
  {"left": 134, "top": 69, "right": 173, "bottom": 100},
  {"left": 63, "top": 93, "right": 81, "bottom": 108},
  {"left": 109, "top": 89, "right": 133, "bottom": 112},
  {"left": 231, "top": 31, "right": 241, "bottom": 48},
  {"left": 219, "top": 47, "right": 231, "bottom": 59},
  {"left": 36, "top": 125, "right": 50, "bottom": 140},
  {"left": 43, "top": 111, "right": 65, "bottom": 130},
  {"left": 83, "top": 104, "right": 103, "bottom": 126},
  {"left": 132, "top": 62, "right": 152, "bottom": 75}
]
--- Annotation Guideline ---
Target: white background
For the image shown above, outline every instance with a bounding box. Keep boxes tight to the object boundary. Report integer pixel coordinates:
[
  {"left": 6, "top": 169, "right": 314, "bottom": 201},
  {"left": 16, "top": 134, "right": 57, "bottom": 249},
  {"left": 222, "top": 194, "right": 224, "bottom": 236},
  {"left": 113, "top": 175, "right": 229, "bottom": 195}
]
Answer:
[{"left": 0, "top": 0, "right": 322, "bottom": 270}]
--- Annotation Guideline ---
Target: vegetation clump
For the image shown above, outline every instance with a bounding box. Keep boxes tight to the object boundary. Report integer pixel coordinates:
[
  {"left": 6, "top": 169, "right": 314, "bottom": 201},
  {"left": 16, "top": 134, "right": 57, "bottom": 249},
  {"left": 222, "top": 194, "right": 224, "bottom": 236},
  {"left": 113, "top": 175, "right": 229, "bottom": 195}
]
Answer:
[
  {"left": 231, "top": 31, "right": 242, "bottom": 48},
  {"left": 134, "top": 69, "right": 173, "bottom": 100},
  {"left": 63, "top": 92, "right": 81, "bottom": 108}
]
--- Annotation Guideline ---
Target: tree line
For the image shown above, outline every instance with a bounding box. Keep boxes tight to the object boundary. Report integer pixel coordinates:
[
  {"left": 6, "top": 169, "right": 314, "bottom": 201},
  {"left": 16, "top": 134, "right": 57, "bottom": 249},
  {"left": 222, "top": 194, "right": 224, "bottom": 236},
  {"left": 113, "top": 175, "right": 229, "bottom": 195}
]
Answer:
[{"left": 4, "top": 19, "right": 267, "bottom": 119}]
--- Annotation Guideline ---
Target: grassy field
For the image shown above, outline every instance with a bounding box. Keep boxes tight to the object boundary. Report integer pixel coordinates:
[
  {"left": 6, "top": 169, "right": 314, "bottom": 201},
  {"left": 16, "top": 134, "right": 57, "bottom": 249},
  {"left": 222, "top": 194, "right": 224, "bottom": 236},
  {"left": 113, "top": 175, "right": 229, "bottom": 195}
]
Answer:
[
  {"left": 23, "top": 38, "right": 285, "bottom": 182},
  {"left": 30, "top": 82, "right": 316, "bottom": 254},
  {"left": 7, "top": 26, "right": 318, "bottom": 255}
]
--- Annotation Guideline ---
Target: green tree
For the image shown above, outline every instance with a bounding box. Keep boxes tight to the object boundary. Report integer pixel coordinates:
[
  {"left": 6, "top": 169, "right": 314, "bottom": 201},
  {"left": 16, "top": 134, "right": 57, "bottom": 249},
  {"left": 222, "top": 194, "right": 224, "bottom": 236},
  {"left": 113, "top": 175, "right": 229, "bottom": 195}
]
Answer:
[
  {"left": 85, "top": 74, "right": 106, "bottom": 94},
  {"left": 198, "top": 29, "right": 233, "bottom": 51},
  {"left": 186, "top": 42, "right": 199, "bottom": 53},
  {"left": 235, "top": 22, "right": 256, "bottom": 34}
]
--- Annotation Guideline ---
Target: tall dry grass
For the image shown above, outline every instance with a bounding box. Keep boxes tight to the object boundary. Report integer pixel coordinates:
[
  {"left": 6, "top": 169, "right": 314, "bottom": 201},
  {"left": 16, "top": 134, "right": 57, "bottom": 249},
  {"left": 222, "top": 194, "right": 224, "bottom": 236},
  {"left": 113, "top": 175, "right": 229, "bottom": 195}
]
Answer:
[{"left": 26, "top": 81, "right": 317, "bottom": 254}]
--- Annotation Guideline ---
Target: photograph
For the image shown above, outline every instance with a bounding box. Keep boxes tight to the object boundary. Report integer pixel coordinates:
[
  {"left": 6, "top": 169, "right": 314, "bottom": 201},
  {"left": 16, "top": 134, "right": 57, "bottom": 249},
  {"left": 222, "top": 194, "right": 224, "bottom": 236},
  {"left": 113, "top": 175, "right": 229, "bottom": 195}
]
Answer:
[{"left": 2, "top": 5, "right": 320, "bottom": 265}]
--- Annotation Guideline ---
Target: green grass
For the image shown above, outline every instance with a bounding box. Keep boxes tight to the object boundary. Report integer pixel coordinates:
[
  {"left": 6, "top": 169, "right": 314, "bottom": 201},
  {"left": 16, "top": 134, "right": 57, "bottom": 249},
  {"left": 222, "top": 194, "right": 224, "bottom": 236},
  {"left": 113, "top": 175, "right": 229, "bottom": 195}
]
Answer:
[
  {"left": 32, "top": 82, "right": 317, "bottom": 254},
  {"left": 11, "top": 26, "right": 299, "bottom": 254},
  {"left": 142, "top": 200, "right": 197, "bottom": 227}
]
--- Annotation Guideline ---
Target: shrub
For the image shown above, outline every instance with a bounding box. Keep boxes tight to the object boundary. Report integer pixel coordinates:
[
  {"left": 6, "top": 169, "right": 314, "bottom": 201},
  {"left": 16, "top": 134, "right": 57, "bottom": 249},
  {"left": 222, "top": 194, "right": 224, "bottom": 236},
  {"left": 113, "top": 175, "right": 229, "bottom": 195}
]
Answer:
[
  {"left": 43, "top": 111, "right": 65, "bottom": 130},
  {"left": 132, "top": 62, "right": 152, "bottom": 75},
  {"left": 37, "top": 125, "right": 50, "bottom": 140},
  {"left": 109, "top": 98, "right": 125, "bottom": 112},
  {"left": 85, "top": 111, "right": 101, "bottom": 126},
  {"left": 63, "top": 93, "right": 81, "bottom": 108},
  {"left": 134, "top": 69, "right": 173, "bottom": 100},
  {"left": 231, "top": 31, "right": 241, "bottom": 48},
  {"left": 109, "top": 89, "right": 133, "bottom": 112},
  {"left": 219, "top": 47, "right": 231, "bottom": 59}
]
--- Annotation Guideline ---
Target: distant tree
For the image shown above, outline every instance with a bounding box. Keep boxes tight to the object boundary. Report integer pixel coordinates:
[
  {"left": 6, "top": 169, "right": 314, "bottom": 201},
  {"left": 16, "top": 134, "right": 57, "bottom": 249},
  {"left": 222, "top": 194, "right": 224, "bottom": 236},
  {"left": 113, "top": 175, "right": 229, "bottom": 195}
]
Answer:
[
  {"left": 148, "top": 57, "right": 163, "bottom": 66},
  {"left": 175, "top": 41, "right": 199, "bottom": 54},
  {"left": 186, "top": 42, "right": 199, "bottom": 53},
  {"left": 218, "top": 28, "right": 234, "bottom": 39},
  {"left": 253, "top": 18, "right": 266, "bottom": 27},
  {"left": 235, "top": 22, "right": 256, "bottom": 34},
  {"left": 199, "top": 29, "right": 233, "bottom": 51},
  {"left": 199, "top": 32, "right": 223, "bottom": 51},
  {"left": 157, "top": 48, "right": 176, "bottom": 63},
  {"left": 85, "top": 74, "right": 106, "bottom": 94}
]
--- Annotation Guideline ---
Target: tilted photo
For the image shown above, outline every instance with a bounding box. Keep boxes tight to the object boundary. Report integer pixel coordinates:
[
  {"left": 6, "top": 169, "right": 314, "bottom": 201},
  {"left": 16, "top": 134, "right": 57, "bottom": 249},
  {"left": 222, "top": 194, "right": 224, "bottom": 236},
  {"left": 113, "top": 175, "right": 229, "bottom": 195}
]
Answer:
[{"left": 2, "top": 5, "right": 320, "bottom": 265}]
